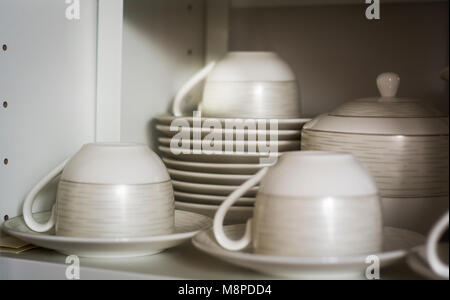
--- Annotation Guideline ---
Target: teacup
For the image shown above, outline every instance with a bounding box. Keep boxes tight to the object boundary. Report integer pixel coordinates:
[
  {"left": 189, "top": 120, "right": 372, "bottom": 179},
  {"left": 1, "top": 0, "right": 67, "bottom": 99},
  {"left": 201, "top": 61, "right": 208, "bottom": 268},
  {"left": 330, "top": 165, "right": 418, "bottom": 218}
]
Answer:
[
  {"left": 23, "top": 143, "right": 174, "bottom": 238},
  {"left": 426, "top": 211, "right": 449, "bottom": 279},
  {"left": 214, "top": 151, "right": 383, "bottom": 256},
  {"left": 172, "top": 52, "right": 301, "bottom": 119}
]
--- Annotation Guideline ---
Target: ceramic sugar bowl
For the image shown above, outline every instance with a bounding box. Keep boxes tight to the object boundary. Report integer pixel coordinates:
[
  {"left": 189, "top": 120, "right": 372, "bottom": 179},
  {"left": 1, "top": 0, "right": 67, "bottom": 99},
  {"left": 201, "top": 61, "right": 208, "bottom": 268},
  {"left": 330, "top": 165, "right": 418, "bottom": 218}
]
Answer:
[
  {"left": 301, "top": 73, "right": 449, "bottom": 234},
  {"left": 214, "top": 151, "right": 383, "bottom": 257},
  {"left": 23, "top": 143, "right": 174, "bottom": 238}
]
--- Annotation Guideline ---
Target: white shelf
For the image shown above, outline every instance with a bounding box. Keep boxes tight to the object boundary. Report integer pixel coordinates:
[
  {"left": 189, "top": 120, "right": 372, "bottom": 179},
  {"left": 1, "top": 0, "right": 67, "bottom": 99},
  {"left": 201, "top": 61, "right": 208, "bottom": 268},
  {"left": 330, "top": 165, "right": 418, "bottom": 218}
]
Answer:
[
  {"left": 231, "top": 0, "right": 448, "bottom": 8},
  {"left": 0, "top": 243, "right": 425, "bottom": 280}
]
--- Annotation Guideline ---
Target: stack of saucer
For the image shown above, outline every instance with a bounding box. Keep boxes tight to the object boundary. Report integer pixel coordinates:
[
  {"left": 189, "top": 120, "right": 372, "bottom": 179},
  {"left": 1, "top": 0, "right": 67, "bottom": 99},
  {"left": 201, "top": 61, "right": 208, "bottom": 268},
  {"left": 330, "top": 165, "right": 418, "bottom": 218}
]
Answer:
[
  {"left": 155, "top": 114, "right": 312, "bottom": 224},
  {"left": 159, "top": 51, "right": 312, "bottom": 223}
]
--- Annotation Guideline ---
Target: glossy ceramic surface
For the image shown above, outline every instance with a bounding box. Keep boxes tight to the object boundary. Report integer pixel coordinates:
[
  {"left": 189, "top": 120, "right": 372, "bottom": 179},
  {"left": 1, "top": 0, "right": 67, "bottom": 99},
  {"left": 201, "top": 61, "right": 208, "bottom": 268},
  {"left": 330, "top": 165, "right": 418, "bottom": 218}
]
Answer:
[
  {"left": 56, "top": 181, "right": 174, "bottom": 238},
  {"left": 252, "top": 194, "right": 382, "bottom": 256},
  {"left": 22, "top": 143, "right": 174, "bottom": 237},
  {"left": 257, "top": 152, "right": 379, "bottom": 197},
  {"left": 202, "top": 81, "right": 300, "bottom": 119},
  {"left": 172, "top": 180, "right": 258, "bottom": 197},
  {"left": 175, "top": 202, "right": 253, "bottom": 225},
  {"left": 156, "top": 125, "right": 301, "bottom": 141},
  {"left": 155, "top": 115, "right": 312, "bottom": 130},
  {"left": 301, "top": 73, "right": 449, "bottom": 235},
  {"left": 159, "top": 146, "right": 281, "bottom": 164},
  {"left": 172, "top": 52, "right": 301, "bottom": 118},
  {"left": 174, "top": 191, "right": 255, "bottom": 206},
  {"left": 3, "top": 211, "right": 212, "bottom": 258},
  {"left": 302, "top": 130, "right": 449, "bottom": 198},
  {"left": 193, "top": 225, "right": 424, "bottom": 279},
  {"left": 426, "top": 211, "right": 449, "bottom": 279},
  {"left": 61, "top": 143, "right": 170, "bottom": 184},
  {"left": 159, "top": 138, "right": 300, "bottom": 153},
  {"left": 207, "top": 52, "right": 296, "bottom": 82},
  {"left": 214, "top": 152, "right": 383, "bottom": 256},
  {"left": 168, "top": 169, "right": 253, "bottom": 185},
  {"left": 162, "top": 158, "right": 273, "bottom": 175}
]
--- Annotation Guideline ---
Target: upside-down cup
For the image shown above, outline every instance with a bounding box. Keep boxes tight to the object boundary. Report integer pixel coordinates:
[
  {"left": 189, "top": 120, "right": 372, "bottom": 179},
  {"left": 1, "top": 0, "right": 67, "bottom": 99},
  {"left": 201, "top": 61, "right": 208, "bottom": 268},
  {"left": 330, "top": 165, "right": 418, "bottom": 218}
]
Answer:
[
  {"left": 214, "top": 151, "right": 383, "bottom": 257},
  {"left": 22, "top": 143, "right": 174, "bottom": 238}
]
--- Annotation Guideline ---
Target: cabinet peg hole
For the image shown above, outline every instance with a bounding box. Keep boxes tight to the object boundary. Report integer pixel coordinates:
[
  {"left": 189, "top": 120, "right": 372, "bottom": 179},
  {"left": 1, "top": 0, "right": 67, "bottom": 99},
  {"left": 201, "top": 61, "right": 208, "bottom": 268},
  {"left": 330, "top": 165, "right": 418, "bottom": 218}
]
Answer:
[
  {"left": 3, "top": 215, "right": 8, "bottom": 221},
  {"left": 2, "top": 44, "right": 7, "bottom": 51},
  {"left": 2, "top": 101, "right": 7, "bottom": 108},
  {"left": 3, "top": 158, "right": 8, "bottom": 165}
]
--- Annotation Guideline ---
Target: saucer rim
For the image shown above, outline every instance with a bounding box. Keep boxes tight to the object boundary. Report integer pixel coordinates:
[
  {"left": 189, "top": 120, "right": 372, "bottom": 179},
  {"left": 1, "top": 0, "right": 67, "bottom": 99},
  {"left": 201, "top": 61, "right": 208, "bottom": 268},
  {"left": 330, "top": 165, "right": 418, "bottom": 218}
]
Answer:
[
  {"left": 155, "top": 114, "right": 314, "bottom": 124},
  {"left": 2, "top": 210, "right": 212, "bottom": 244},
  {"left": 192, "top": 225, "right": 425, "bottom": 266}
]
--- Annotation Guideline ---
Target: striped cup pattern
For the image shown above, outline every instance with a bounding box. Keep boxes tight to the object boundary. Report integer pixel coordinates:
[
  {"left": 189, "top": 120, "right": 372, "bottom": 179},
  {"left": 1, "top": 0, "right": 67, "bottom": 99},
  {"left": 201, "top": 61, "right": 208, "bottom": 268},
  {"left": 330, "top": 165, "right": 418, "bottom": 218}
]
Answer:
[
  {"left": 252, "top": 193, "right": 383, "bottom": 257},
  {"left": 55, "top": 180, "right": 174, "bottom": 238}
]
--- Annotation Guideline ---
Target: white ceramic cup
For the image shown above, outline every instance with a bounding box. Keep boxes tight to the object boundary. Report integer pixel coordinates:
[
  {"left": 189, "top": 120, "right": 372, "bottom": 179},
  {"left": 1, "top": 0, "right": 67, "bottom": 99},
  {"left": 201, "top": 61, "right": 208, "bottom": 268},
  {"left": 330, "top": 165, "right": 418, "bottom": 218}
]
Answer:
[
  {"left": 23, "top": 143, "right": 175, "bottom": 238},
  {"left": 426, "top": 211, "right": 449, "bottom": 279},
  {"left": 172, "top": 52, "right": 301, "bottom": 119},
  {"left": 214, "top": 151, "right": 383, "bottom": 256}
]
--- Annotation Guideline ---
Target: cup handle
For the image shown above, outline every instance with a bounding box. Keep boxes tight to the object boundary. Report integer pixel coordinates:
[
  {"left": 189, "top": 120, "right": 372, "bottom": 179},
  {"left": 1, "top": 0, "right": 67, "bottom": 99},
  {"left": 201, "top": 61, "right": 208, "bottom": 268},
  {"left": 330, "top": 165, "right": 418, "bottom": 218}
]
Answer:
[
  {"left": 426, "top": 211, "right": 449, "bottom": 279},
  {"left": 22, "top": 159, "right": 69, "bottom": 232},
  {"left": 214, "top": 167, "right": 269, "bottom": 251},
  {"left": 172, "top": 62, "right": 216, "bottom": 117}
]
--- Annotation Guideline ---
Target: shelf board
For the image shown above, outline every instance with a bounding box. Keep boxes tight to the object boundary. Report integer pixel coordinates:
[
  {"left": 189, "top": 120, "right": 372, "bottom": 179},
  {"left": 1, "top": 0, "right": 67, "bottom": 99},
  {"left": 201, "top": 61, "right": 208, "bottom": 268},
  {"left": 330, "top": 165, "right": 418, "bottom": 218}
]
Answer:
[
  {"left": 231, "top": 0, "right": 448, "bottom": 8},
  {"left": 1, "top": 242, "right": 424, "bottom": 280}
]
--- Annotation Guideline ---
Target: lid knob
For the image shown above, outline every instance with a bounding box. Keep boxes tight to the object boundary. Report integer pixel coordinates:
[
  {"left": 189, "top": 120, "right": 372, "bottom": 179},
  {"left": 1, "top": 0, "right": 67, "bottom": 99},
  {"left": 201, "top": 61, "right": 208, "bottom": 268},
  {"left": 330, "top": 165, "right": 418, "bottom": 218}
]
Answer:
[{"left": 377, "top": 72, "right": 400, "bottom": 98}]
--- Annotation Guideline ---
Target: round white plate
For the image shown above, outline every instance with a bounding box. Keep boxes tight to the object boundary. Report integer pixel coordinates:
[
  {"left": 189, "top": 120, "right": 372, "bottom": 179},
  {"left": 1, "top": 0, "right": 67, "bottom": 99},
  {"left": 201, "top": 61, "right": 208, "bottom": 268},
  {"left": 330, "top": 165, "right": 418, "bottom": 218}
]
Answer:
[
  {"left": 156, "top": 125, "right": 301, "bottom": 141},
  {"left": 174, "top": 191, "right": 255, "bottom": 206},
  {"left": 173, "top": 180, "right": 258, "bottom": 197},
  {"left": 159, "top": 138, "right": 300, "bottom": 153},
  {"left": 2, "top": 210, "right": 212, "bottom": 258},
  {"left": 406, "top": 243, "right": 449, "bottom": 280},
  {"left": 168, "top": 168, "right": 252, "bottom": 186},
  {"left": 163, "top": 157, "right": 273, "bottom": 175},
  {"left": 159, "top": 146, "right": 281, "bottom": 164},
  {"left": 156, "top": 114, "right": 313, "bottom": 130},
  {"left": 175, "top": 202, "right": 253, "bottom": 225},
  {"left": 192, "top": 224, "right": 425, "bottom": 279}
]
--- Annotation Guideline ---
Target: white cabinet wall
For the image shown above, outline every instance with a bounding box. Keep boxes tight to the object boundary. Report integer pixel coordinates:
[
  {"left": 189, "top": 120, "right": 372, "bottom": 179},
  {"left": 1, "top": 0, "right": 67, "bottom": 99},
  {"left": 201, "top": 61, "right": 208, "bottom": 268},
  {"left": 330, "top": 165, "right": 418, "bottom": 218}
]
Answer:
[
  {"left": 229, "top": 2, "right": 449, "bottom": 115},
  {"left": 0, "top": 0, "right": 98, "bottom": 219}
]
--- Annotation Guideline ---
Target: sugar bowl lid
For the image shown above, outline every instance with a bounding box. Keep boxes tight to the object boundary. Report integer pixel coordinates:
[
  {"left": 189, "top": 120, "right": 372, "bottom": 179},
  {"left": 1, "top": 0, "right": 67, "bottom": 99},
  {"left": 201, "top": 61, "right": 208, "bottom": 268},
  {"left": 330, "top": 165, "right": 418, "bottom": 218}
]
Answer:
[
  {"left": 331, "top": 73, "right": 446, "bottom": 118},
  {"left": 303, "top": 73, "right": 449, "bottom": 136}
]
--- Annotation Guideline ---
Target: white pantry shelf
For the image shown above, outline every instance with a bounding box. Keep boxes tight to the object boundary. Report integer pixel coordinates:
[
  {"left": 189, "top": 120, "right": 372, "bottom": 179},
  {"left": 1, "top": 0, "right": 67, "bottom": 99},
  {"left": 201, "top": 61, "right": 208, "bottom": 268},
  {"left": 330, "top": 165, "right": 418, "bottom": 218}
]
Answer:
[{"left": 0, "top": 242, "right": 424, "bottom": 280}]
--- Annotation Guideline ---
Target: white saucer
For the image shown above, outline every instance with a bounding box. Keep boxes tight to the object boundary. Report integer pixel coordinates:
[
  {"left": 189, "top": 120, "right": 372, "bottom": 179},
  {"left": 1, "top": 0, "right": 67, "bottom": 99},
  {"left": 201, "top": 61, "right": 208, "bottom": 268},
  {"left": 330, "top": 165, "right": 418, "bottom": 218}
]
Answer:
[
  {"left": 192, "top": 224, "right": 425, "bottom": 279},
  {"left": 156, "top": 125, "right": 301, "bottom": 141},
  {"left": 156, "top": 114, "right": 312, "bottom": 130},
  {"left": 174, "top": 191, "right": 255, "bottom": 206},
  {"left": 406, "top": 243, "right": 449, "bottom": 280},
  {"left": 159, "top": 138, "right": 300, "bottom": 153},
  {"left": 173, "top": 180, "right": 258, "bottom": 197},
  {"left": 169, "top": 168, "right": 252, "bottom": 185},
  {"left": 160, "top": 146, "right": 281, "bottom": 164},
  {"left": 175, "top": 202, "right": 253, "bottom": 225},
  {"left": 2, "top": 210, "right": 212, "bottom": 258},
  {"left": 163, "top": 158, "right": 272, "bottom": 175}
]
